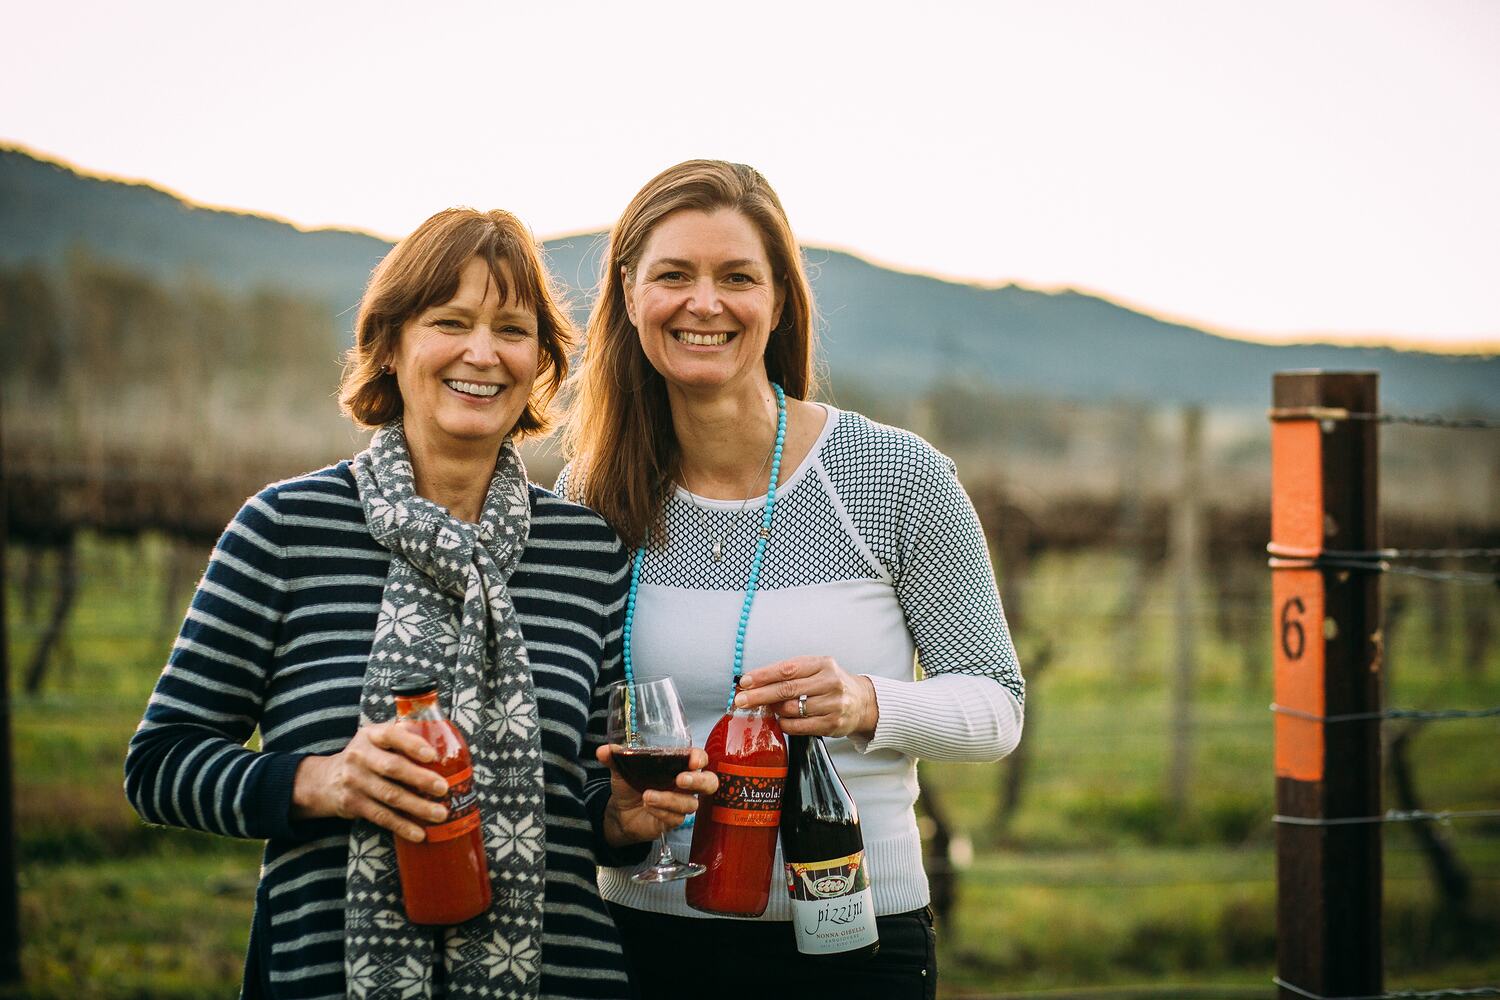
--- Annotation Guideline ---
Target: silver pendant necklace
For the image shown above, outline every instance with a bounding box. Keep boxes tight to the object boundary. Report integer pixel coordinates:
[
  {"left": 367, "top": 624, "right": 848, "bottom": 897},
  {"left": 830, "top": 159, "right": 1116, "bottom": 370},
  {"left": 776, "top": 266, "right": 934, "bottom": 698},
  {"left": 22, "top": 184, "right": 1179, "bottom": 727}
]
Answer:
[{"left": 681, "top": 419, "right": 779, "bottom": 563}]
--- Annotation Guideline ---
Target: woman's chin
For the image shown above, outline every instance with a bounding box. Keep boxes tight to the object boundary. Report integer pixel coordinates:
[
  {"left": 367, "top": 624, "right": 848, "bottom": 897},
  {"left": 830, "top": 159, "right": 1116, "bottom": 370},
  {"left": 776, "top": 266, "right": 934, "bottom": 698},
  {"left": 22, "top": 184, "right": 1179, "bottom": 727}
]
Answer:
[
  {"left": 412, "top": 414, "right": 515, "bottom": 451},
  {"left": 658, "top": 359, "right": 764, "bottom": 394}
]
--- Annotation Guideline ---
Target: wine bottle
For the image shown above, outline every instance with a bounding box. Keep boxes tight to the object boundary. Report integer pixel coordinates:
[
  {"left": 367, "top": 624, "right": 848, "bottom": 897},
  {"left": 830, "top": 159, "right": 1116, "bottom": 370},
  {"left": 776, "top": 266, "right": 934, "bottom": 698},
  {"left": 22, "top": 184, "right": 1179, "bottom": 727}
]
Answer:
[
  {"left": 686, "top": 704, "right": 787, "bottom": 916},
  {"left": 780, "top": 734, "right": 879, "bottom": 958}
]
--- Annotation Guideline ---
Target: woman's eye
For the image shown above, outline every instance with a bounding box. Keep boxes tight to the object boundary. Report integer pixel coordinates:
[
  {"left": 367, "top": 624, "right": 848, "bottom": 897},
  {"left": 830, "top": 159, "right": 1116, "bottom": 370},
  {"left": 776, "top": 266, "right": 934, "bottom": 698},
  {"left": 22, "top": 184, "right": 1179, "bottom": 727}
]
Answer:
[
  {"left": 435, "top": 318, "right": 465, "bottom": 330},
  {"left": 500, "top": 325, "right": 533, "bottom": 338},
  {"left": 725, "top": 273, "right": 753, "bottom": 285},
  {"left": 656, "top": 271, "right": 687, "bottom": 282}
]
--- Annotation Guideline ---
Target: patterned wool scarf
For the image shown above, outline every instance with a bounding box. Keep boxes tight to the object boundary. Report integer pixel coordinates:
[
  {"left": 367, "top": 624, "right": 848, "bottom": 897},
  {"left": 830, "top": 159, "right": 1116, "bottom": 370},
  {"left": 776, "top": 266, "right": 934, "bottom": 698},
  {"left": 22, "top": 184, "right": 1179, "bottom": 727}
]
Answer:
[{"left": 346, "top": 423, "right": 545, "bottom": 1000}]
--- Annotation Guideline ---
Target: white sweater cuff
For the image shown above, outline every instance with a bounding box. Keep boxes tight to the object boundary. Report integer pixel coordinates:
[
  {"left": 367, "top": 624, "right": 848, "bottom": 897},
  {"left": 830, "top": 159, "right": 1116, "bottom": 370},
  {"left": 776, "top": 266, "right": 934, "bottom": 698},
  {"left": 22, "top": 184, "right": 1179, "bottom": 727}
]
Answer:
[{"left": 850, "top": 673, "right": 1023, "bottom": 762}]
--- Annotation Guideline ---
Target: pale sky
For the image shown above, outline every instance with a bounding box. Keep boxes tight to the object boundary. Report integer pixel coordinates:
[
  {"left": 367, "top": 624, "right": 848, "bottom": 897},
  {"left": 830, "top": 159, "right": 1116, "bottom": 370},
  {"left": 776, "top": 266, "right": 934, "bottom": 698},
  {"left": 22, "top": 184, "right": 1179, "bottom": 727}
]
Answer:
[{"left": 4, "top": 0, "right": 1498, "bottom": 350}]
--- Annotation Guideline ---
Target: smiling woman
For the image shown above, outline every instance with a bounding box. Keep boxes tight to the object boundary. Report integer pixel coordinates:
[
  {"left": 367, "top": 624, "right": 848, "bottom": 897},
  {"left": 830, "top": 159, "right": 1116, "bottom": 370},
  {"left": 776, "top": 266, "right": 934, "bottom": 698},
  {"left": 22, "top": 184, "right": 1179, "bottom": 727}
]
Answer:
[
  {"left": 559, "top": 162, "right": 1025, "bottom": 1000},
  {"left": 625, "top": 209, "right": 787, "bottom": 398},
  {"left": 124, "top": 207, "right": 719, "bottom": 1000},
  {"left": 339, "top": 208, "right": 570, "bottom": 450},
  {"left": 392, "top": 257, "right": 540, "bottom": 439}
]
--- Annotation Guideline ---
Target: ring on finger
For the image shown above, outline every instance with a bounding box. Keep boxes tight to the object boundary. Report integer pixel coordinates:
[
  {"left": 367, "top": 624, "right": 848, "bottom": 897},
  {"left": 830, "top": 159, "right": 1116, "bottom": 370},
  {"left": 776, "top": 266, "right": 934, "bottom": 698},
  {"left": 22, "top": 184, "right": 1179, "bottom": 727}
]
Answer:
[{"left": 797, "top": 693, "right": 808, "bottom": 719}]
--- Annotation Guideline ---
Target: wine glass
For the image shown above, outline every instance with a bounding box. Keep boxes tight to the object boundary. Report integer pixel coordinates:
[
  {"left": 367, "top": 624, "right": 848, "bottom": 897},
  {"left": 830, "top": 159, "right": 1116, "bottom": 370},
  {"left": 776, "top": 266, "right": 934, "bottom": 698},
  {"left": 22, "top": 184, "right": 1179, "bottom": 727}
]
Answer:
[{"left": 606, "top": 677, "right": 705, "bottom": 882}]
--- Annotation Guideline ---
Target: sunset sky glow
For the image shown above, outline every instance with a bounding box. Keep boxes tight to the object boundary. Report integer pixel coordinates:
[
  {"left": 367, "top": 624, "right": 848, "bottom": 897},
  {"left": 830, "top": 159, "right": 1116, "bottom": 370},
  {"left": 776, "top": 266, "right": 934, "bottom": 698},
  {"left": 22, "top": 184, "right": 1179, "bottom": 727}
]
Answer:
[{"left": 4, "top": 0, "right": 1498, "bottom": 350}]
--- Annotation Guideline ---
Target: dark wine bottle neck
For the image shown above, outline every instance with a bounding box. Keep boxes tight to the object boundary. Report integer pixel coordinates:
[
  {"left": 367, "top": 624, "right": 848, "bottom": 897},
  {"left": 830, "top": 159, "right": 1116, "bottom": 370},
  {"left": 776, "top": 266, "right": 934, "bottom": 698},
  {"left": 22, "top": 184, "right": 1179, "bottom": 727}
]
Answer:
[{"left": 788, "top": 734, "right": 857, "bottom": 823}]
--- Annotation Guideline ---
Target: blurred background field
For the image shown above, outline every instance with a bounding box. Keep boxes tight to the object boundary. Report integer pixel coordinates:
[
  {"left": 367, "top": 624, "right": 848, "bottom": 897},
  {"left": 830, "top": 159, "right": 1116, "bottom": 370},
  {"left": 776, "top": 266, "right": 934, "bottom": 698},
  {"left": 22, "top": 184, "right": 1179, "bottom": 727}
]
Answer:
[
  {"left": 5, "top": 529, "right": 1498, "bottom": 998},
  {"left": 6, "top": 1, "right": 1500, "bottom": 992},
  {"left": 2, "top": 145, "right": 1498, "bottom": 999}
]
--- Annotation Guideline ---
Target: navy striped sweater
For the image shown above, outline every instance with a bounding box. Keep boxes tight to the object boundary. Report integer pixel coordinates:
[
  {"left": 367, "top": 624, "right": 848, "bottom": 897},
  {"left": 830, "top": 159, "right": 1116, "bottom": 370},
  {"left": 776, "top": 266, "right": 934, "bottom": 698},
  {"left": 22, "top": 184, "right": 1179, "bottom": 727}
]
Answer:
[{"left": 124, "top": 462, "right": 641, "bottom": 1000}]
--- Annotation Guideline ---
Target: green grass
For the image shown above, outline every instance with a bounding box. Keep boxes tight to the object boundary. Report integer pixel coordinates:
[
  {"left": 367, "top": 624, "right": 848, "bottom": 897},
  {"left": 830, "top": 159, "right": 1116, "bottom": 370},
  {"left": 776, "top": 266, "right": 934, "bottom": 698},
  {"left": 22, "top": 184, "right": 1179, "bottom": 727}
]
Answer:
[
  {"left": 5, "top": 535, "right": 1499, "bottom": 998},
  {"left": 14, "top": 850, "right": 260, "bottom": 1000}
]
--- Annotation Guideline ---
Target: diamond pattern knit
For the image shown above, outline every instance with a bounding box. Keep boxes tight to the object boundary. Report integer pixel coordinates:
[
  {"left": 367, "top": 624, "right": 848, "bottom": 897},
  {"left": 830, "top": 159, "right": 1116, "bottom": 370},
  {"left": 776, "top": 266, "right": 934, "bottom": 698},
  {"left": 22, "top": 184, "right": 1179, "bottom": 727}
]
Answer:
[{"left": 562, "top": 405, "right": 1024, "bottom": 924}]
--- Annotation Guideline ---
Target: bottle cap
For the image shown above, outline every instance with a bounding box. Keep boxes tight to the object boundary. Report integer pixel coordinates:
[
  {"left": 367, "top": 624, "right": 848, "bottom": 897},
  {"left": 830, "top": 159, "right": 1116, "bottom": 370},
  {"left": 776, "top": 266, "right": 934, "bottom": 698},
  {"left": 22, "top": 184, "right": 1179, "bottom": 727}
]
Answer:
[{"left": 389, "top": 671, "right": 438, "bottom": 697}]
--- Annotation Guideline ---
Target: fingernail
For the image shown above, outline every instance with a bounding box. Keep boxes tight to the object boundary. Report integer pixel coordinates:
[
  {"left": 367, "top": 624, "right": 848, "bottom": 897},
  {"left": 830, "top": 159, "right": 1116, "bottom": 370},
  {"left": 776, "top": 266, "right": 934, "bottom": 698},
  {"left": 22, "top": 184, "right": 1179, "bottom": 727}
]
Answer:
[
  {"left": 738, "top": 676, "right": 753, "bottom": 688},
  {"left": 419, "top": 746, "right": 436, "bottom": 762},
  {"left": 432, "top": 782, "right": 448, "bottom": 796},
  {"left": 405, "top": 828, "right": 426, "bottom": 843},
  {"left": 734, "top": 694, "right": 747, "bottom": 707},
  {"left": 431, "top": 806, "right": 448, "bottom": 822}
]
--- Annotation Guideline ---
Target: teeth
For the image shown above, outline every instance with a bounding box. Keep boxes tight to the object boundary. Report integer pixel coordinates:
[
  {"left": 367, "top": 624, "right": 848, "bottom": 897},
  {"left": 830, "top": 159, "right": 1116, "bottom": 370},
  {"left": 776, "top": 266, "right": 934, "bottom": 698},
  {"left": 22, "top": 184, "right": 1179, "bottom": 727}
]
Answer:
[
  {"left": 674, "top": 330, "right": 730, "bottom": 346},
  {"left": 445, "top": 380, "right": 501, "bottom": 397}
]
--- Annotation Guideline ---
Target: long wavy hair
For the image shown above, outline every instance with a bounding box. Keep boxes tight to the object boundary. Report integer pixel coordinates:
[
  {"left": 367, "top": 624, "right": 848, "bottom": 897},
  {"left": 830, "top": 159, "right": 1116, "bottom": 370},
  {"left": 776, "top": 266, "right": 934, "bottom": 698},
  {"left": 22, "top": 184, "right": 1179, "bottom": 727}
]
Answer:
[{"left": 560, "top": 161, "right": 818, "bottom": 549}]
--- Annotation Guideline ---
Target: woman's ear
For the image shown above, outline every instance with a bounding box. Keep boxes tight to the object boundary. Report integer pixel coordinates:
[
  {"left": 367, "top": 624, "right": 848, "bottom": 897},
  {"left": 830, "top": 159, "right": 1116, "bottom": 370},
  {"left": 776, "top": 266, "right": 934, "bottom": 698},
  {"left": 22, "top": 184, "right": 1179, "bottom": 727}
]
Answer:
[{"left": 621, "top": 266, "right": 638, "bottom": 327}]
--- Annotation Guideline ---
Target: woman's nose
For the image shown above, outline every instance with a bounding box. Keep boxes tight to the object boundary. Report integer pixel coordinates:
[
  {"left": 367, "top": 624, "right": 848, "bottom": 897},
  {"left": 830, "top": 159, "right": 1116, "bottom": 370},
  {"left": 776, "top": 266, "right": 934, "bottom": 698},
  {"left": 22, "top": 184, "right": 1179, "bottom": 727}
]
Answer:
[
  {"left": 686, "top": 277, "right": 722, "bottom": 317},
  {"left": 463, "top": 328, "right": 502, "bottom": 367}
]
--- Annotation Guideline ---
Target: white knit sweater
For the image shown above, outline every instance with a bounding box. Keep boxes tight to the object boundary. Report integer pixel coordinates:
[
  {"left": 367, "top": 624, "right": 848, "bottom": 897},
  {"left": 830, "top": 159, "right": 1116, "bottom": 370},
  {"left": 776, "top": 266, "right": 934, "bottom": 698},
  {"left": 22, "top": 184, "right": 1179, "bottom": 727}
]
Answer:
[{"left": 561, "top": 404, "right": 1024, "bottom": 921}]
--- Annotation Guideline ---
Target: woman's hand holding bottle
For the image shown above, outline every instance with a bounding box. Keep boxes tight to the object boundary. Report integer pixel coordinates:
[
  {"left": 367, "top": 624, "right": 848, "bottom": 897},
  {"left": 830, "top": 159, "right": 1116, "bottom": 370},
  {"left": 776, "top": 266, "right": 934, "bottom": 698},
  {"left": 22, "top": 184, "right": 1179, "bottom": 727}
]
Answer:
[
  {"left": 290, "top": 721, "right": 450, "bottom": 842},
  {"left": 734, "top": 656, "right": 880, "bottom": 739}
]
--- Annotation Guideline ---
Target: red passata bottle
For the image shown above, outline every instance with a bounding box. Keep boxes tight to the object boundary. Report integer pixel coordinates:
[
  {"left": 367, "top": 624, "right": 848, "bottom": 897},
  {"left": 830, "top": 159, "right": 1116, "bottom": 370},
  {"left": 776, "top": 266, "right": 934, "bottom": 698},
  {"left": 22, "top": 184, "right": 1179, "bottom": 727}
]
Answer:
[
  {"left": 686, "top": 704, "right": 788, "bottom": 917},
  {"left": 390, "top": 672, "right": 492, "bottom": 925}
]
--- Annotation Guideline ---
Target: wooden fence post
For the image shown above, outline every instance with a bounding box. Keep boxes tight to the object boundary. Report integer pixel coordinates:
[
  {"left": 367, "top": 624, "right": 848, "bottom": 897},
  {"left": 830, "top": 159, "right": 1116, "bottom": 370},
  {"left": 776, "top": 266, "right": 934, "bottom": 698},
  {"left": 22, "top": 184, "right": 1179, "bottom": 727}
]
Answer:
[
  {"left": 1169, "top": 405, "right": 1203, "bottom": 812},
  {"left": 1114, "top": 403, "right": 1151, "bottom": 681},
  {"left": 0, "top": 393, "right": 21, "bottom": 984},
  {"left": 1271, "top": 371, "right": 1382, "bottom": 999}
]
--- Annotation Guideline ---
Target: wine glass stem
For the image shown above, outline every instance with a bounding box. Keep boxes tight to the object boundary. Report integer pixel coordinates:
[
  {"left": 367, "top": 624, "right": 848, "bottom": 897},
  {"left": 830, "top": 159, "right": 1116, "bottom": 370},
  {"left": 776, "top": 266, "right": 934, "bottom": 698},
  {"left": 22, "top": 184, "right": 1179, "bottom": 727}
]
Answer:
[{"left": 655, "top": 835, "right": 676, "bottom": 865}]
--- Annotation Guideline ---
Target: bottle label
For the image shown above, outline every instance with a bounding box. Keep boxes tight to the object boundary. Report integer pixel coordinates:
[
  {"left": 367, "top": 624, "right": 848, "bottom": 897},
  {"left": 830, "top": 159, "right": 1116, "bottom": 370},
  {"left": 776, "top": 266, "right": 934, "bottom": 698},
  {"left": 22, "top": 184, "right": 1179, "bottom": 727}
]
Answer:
[
  {"left": 785, "top": 851, "right": 878, "bottom": 954},
  {"left": 708, "top": 761, "right": 786, "bottom": 827},
  {"left": 424, "top": 766, "right": 481, "bottom": 843}
]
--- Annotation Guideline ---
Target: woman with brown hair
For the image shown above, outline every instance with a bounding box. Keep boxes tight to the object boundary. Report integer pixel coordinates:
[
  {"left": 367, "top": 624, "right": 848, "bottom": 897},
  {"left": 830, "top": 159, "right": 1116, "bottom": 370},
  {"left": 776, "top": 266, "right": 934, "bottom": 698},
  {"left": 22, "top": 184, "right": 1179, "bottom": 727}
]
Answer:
[
  {"left": 559, "top": 162, "right": 1026, "bottom": 998},
  {"left": 126, "top": 207, "right": 713, "bottom": 1000}
]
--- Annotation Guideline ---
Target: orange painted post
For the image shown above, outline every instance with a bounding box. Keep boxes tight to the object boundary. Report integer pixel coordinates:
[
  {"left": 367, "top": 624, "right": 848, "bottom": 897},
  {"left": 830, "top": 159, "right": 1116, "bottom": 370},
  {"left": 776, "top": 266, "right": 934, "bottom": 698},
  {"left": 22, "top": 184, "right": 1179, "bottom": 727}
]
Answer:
[{"left": 1270, "top": 371, "right": 1382, "bottom": 999}]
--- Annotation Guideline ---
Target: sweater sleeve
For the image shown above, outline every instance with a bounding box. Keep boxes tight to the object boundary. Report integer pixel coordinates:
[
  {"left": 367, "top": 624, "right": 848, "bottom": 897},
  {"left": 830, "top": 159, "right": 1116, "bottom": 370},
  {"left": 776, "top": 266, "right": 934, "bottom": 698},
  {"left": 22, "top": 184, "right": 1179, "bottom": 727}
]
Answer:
[
  {"left": 123, "top": 486, "right": 309, "bottom": 841},
  {"left": 579, "top": 535, "right": 652, "bottom": 868},
  {"left": 853, "top": 442, "right": 1025, "bottom": 762}
]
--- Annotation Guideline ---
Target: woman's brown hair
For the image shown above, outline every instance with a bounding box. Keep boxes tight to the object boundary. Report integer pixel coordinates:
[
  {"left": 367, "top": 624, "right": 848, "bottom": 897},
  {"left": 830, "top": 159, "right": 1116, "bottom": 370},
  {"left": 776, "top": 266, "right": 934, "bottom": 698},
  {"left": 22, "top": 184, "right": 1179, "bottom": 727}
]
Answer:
[
  {"left": 339, "top": 207, "right": 573, "bottom": 438},
  {"left": 561, "top": 160, "right": 818, "bottom": 549}
]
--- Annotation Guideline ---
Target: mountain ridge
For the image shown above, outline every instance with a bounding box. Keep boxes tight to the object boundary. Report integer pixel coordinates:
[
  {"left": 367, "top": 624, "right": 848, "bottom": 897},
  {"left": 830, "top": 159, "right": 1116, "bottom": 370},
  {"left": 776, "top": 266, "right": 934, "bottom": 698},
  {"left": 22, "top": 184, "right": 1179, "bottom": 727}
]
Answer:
[{"left": 3, "top": 144, "right": 1494, "bottom": 410}]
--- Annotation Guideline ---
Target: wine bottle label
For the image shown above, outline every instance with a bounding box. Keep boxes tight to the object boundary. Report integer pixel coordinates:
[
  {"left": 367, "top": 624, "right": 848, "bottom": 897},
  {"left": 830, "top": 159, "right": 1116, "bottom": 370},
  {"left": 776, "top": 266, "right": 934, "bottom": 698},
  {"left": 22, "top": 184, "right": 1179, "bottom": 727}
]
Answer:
[
  {"left": 424, "top": 766, "right": 481, "bottom": 843},
  {"left": 708, "top": 761, "right": 786, "bottom": 827},
  {"left": 785, "top": 851, "right": 878, "bottom": 954}
]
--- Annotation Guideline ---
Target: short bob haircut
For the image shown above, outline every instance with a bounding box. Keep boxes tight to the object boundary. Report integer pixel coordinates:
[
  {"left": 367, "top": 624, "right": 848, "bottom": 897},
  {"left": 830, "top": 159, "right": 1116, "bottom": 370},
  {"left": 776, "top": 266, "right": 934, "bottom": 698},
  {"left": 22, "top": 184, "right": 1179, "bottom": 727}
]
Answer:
[
  {"left": 561, "top": 160, "right": 818, "bottom": 549},
  {"left": 339, "top": 208, "right": 573, "bottom": 439}
]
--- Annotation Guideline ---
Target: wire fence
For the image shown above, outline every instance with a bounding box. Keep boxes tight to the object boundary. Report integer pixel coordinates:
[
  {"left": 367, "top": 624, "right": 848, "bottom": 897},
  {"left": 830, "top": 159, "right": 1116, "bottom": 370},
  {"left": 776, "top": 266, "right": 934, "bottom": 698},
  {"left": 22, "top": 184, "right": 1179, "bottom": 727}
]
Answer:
[
  {"left": 5, "top": 394, "right": 1498, "bottom": 997},
  {"left": 1267, "top": 391, "right": 1499, "bottom": 1000}
]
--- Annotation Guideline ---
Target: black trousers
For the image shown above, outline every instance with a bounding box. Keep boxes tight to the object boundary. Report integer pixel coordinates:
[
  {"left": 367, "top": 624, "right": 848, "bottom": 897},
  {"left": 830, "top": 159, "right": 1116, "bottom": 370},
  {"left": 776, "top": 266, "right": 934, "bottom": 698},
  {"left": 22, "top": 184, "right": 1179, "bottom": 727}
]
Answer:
[{"left": 608, "top": 902, "right": 937, "bottom": 1000}]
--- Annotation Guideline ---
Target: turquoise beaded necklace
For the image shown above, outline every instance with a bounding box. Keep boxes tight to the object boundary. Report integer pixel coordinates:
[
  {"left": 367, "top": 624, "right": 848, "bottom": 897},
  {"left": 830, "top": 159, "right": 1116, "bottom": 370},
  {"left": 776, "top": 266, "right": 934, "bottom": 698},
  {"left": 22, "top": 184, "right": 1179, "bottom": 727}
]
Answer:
[{"left": 622, "top": 383, "right": 788, "bottom": 725}]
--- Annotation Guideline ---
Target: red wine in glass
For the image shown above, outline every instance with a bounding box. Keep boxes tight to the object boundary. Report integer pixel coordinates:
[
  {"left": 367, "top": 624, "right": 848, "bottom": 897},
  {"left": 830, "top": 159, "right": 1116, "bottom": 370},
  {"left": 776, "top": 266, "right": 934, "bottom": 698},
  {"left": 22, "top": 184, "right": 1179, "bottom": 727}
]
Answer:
[
  {"left": 605, "top": 676, "right": 706, "bottom": 882},
  {"left": 613, "top": 746, "right": 694, "bottom": 793}
]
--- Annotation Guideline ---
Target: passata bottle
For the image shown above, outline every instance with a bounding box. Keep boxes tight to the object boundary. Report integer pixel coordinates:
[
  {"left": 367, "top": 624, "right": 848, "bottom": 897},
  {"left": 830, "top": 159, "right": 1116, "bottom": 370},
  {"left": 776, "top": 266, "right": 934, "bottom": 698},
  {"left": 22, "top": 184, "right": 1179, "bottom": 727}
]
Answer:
[
  {"left": 781, "top": 735, "right": 879, "bottom": 958},
  {"left": 390, "top": 672, "right": 492, "bottom": 925},
  {"left": 686, "top": 704, "right": 787, "bottom": 916}
]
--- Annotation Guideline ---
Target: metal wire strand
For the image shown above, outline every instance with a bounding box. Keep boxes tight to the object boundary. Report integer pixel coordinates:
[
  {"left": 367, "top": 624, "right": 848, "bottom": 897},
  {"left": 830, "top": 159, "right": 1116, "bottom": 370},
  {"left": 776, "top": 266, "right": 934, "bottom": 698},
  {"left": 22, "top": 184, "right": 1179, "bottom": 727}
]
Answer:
[
  {"left": 1273, "top": 809, "right": 1500, "bottom": 828},
  {"left": 1266, "top": 407, "right": 1500, "bottom": 430},
  {"left": 1346, "top": 562, "right": 1498, "bottom": 585},
  {"left": 1270, "top": 703, "right": 1500, "bottom": 724},
  {"left": 1268, "top": 554, "right": 1500, "bottom": 586},
  {"left": 1365, "top": 547, "right": 1500, "bottom": 560},
  {"left": 1266, "top": 543, "right": 1500, "bottom": 563},
  {"left": 1272, "top": 977, "right": 1500, "bottom": 999},
  {"left": 1354, "top": 412, "right": 1500, "bottom": 430}
]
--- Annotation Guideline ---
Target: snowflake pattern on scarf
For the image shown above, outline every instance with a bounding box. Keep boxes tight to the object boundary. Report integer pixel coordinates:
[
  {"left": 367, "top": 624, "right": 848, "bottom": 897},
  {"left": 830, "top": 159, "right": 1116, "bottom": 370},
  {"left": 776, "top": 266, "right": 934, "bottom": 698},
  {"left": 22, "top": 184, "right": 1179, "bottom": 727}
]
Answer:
[{"left": 346, "top": 424, "right": 544, "bottom": 1000}]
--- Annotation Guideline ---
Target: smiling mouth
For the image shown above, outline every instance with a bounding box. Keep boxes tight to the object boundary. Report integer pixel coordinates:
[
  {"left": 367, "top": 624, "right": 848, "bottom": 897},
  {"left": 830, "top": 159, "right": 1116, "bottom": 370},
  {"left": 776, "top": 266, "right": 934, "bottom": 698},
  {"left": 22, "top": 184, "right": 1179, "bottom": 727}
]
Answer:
[
  {"left": 444, "top": 379, "right": 503, "bottom": 398},
  {"left": 673, "top": 330, "right": 734, "bottom": 347}
]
